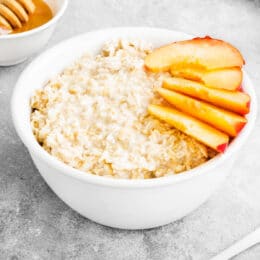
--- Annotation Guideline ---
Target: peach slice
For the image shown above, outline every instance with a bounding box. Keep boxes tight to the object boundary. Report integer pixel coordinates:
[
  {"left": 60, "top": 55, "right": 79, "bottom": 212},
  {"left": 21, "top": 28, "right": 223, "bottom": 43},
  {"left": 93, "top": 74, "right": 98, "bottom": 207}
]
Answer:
[
  {"left": 163, "top": 77, "right": 250, "bottom": 115},
  {"left": 144, "top": 37, "right": 244, "bottom": 72},
  {"left": 157, "top": 88, "right": 247, "bottom": 137},
  {"left": 148, "top": 104, "right": 229, "bottom": 152},
  {"left": 170, "top": 67, "right": 242, "bottom": 91}
]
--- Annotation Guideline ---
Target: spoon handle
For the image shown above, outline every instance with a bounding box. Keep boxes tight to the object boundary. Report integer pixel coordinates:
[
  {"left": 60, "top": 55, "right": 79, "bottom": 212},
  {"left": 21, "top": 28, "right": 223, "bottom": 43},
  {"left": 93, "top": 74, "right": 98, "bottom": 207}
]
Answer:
[{"left": 211, "top": 227, "right": 260, "bottom": 260}]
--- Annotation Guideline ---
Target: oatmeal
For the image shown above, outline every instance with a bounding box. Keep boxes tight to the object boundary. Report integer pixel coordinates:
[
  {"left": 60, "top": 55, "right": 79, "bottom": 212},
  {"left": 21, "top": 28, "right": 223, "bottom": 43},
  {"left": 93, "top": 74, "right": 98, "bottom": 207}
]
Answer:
[{"left": 30, "top": 40, "right": 215, "bottom": 179}]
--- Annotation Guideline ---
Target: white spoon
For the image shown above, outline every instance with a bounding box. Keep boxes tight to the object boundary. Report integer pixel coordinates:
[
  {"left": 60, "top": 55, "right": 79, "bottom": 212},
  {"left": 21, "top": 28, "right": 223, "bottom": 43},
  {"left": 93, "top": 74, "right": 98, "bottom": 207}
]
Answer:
[{"left": 211, "top": 227, "right": 260, "bottom": 260}]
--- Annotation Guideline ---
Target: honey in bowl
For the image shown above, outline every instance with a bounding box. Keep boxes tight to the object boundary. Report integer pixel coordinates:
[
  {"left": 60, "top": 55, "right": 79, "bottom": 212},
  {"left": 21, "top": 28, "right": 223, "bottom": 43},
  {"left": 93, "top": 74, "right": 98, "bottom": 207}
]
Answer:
[{"left": 0, "top": 0, "right": 53, "bottom": 35}]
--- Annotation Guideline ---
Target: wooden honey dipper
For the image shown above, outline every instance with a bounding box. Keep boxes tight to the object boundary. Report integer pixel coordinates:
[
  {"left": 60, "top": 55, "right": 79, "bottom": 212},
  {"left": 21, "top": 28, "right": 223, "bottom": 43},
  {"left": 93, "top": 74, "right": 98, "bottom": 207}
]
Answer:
[{"left": 0, "top": 0, "right": 35, "bottom": 32}]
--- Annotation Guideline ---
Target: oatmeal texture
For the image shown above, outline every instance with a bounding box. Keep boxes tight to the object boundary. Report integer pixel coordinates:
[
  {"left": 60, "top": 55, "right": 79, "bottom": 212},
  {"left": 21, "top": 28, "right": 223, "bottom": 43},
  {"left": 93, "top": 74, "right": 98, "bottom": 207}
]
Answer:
[{"left": 31, "top": 40, "right": 215, "bottom": 179}]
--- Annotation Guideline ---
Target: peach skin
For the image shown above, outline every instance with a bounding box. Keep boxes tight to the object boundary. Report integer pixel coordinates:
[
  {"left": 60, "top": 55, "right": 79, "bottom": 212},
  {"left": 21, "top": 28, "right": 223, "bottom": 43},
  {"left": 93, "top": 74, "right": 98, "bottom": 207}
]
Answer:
[
  {"left": 163, "top": 77, "right": 250, "bottom": 115},
  {"left": 148, "top": 104, "right": 229, "bottom": 153},
  {"left": 157, "top": 88, "right": 247, "bottom": 137},
  {"left": 144, "top": 37, "right": 244, "bottom": 72}
]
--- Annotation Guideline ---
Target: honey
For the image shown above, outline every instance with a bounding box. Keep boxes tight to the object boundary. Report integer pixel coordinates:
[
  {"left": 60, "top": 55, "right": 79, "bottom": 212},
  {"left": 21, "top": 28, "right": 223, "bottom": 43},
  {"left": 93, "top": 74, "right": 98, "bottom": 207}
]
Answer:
[
  {"left": 0, "top": 0, "right": 53, "bottom": 35},
  {"left": 13, "top": 0, "right": 52, "bottom": 34}
]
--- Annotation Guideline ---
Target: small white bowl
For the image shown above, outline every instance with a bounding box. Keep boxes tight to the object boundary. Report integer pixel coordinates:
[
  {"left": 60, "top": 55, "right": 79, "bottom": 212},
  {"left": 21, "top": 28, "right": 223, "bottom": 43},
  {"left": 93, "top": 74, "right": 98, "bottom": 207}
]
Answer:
[
  {"left": 0, "top": 0, "right": 68, "bottom": 66},
  {"left": 11, "top": 27, "right": 257, "bottom": 229}
]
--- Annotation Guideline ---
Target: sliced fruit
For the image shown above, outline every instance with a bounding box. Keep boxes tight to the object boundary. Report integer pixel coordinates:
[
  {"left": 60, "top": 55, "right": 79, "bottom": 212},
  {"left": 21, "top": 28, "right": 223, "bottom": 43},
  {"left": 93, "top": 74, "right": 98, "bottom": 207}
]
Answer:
[
  {"left": 144, "top": 36, "right": 244, "bottom": 72},
  {"left": 170, "top": 67, "right": 203, "bottom": 81},
  {"left": 157, "top": 88, "right": 247, "bottom": 137},
  {"left": 163, "top": 77, "right": 250, "bottom": 114},
  {"left": 170, "top": 67, "right": 242, "bottom": 91},
  {"left": 148, "top": 104, "right": 229, "bottom": 152},
  {"left": 202, "top": 68, "right": 242, "bottom": 90}
]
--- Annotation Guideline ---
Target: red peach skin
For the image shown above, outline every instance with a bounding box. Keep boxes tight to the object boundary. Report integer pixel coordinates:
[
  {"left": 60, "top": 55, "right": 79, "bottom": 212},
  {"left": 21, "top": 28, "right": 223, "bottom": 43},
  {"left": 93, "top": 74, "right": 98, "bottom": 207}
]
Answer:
[
  {"left": 144, "top": 37, "right": 244, "bottom": 72},
  {"left": 157, "top": 88, "right": 247, "bottom": 137},
  {"left": 163, "top": 77, "right": 250, "bottom": 115},
  {"left": 148, "top": 104, "right": 229, "bottom": 153}
]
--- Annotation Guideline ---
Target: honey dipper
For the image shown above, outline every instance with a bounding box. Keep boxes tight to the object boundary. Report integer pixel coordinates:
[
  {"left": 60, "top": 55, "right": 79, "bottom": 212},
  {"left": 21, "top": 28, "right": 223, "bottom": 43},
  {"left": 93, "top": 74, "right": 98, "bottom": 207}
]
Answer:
[{"left": 0, "top": 0, "right": 35, "bottom": 31}]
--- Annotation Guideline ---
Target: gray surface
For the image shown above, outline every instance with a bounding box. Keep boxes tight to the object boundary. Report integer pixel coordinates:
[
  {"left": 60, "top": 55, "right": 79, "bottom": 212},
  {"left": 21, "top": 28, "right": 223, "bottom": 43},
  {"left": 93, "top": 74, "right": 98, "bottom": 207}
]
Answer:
[{"left": 1, "top": 0, "right": 260, "bottom": 259}]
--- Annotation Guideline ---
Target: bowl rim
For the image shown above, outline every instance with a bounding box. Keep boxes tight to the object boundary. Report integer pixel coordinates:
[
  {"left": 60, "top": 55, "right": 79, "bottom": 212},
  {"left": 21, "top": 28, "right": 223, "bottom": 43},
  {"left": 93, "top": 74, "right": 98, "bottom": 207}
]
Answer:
[
  {"left": 11, "top": 27, "right": 258, "bottom": 188},
  {"left": 0, "top": 0, "right": 69, "bottom": 39}
]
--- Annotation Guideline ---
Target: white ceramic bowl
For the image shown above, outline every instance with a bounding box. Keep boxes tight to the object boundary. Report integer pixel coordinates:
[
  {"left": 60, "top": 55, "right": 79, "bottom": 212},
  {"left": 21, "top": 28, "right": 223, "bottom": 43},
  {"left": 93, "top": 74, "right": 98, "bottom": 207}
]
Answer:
[
  {"left": 0, "top": 0, "right": 68, "bottom": 66},
  {"left": 11, "top": 27, "right": 257, "bottom": 229}
]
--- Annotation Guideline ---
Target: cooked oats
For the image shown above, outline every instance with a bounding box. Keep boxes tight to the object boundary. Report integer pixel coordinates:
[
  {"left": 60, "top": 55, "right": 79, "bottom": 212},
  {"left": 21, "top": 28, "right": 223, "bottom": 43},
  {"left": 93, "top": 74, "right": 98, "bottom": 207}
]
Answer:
[{"left": 30, "top": 40, "right": 216, "bottom": 179}]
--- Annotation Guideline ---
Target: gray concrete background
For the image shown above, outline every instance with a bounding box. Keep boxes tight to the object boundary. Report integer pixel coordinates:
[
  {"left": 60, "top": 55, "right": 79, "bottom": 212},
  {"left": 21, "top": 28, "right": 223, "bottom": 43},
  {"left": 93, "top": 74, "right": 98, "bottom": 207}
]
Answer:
[{"left": 1, "top": 0, "right": 260, "bottom": 259}]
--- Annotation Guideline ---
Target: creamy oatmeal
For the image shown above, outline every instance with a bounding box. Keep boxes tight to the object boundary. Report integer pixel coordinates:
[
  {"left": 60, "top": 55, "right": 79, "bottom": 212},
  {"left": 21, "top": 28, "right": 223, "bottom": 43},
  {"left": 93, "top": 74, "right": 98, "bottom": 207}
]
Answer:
[{"left": 30, "top": 40, "right": 215, "bottom": 179}]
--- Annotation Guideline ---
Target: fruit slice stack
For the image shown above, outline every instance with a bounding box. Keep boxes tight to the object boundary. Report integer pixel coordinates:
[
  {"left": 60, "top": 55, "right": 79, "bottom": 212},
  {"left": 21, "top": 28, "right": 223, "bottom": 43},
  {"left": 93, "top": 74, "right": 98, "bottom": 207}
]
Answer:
[{"left": 145, "top": 37, "right": 250, "bottom": 153}]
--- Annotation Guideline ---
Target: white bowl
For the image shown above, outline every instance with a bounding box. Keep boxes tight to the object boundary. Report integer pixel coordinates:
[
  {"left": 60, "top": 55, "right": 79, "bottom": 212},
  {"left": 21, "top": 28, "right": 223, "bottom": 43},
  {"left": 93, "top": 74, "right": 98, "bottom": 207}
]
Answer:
[
  {"left": 11, "top": 27, "right": 257, "bottom": 229},
  {"left": 0, "top": 0, "right": 68, "bottom": 66}
]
